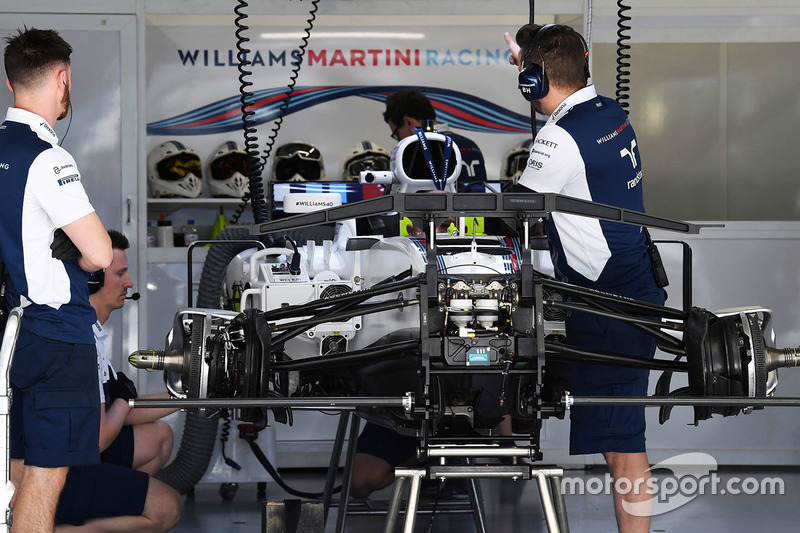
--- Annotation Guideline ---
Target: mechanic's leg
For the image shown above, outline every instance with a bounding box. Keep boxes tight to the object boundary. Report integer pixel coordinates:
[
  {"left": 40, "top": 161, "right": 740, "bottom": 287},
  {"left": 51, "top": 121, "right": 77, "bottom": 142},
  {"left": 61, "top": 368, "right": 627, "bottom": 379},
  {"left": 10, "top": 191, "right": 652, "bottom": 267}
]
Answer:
[
  {"left": 131, "top": 421, "right": 174, "bottom": 475},
  {"left": 55, "top": 478, "right": 182, "bottom": 533},
  {"left": 11, "top": 465, "right": 68, "bottom": 533},
  {"left": 604, "top": 451, "right": 651, "bottom": 533},
  {"left": 9, "top": 459, "right": 24, "bottom": 507},
  {"left": 350, "top": 453, "right": 395, "bottom": 499}
]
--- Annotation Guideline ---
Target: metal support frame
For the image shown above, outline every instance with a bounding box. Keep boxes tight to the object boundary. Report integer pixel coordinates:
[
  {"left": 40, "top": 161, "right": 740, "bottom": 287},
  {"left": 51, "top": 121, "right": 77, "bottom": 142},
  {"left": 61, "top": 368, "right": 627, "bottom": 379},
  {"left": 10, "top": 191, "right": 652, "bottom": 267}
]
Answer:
[
  {"left": 334, "top": 414, "right": 361, "bottom": 533},
  {"left": 1, "top": 308, "right": 23, "bottom": 531},
  {"left": 186, "top": 239, "right": 266, "bottom": 307},
  {"left": 384, "top": 463, "right": 567, "bottom": 533},
  {"left": 322, "top": 412, "right": 351, "bottom": 523}
]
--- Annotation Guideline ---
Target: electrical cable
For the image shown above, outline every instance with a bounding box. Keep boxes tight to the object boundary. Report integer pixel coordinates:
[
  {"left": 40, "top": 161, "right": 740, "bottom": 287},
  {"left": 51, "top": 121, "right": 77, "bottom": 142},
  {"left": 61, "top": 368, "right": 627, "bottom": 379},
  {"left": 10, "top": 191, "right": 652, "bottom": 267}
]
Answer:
[
  {"left": 528, "top": 0, "right": 538, "bottom": 136},
  {"left": 58, "top": 100, "right": 72, "bottom": 147},
  {"left": 271, "top": 298, "right": 418, "bottom": 346},
  {"left": 233, "top": 0, "right": 268, "bottom": 224},
  {"left": 219, "top": 409, "right": 242, "bottom": 471},
  {"left": 615, "top": 0, "right": 632, "bottom": 114},
  {"left": 232, "top": 0, "right": 320, "bottom": 225},
  {"left": 264, "top": 276, "right": 420, "bottom": 322},
  {"left": 246, "top": 437, "right": 341, "bottom": 498}
]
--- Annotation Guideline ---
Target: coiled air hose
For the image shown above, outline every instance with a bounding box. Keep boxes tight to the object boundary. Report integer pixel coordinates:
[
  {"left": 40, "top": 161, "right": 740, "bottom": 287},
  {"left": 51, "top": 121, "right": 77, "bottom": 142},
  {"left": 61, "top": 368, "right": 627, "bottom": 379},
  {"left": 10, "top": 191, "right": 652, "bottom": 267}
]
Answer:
[
  {"left": 230, "top": 0, "right": 320, "bottom": 225},
  {"left": 615, "top": 0, "right": 632, "bottom": 114}
]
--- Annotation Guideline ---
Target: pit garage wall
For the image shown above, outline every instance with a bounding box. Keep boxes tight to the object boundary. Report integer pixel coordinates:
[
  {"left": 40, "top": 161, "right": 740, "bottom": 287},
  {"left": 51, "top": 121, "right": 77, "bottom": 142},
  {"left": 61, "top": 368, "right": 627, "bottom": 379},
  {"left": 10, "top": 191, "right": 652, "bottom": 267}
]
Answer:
[
  {"left": 2, "top": 1, "right": 799, "bottom": 470},
  {"left": 142, "top": 7, "right": 800, "bottom": 467}
]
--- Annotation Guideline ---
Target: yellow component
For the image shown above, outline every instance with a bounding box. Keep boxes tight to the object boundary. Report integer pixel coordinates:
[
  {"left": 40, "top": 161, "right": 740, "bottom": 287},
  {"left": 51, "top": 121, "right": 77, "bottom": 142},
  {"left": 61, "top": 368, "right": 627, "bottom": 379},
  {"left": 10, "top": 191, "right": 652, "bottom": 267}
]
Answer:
[
  {"left": 233, "top": 286, "right": 241, "bottom": 312},
  {"left": 400, "top": 217, "right": 414, "bottom": 236},
  {"left": 447, "top": 222, "right": 458, "bottom": 236},
  {"left": 210, "top": 206, "right": 228, "bottom": 242},
  {"left": 464, "top": 217, "right": 485, "bottom": 236}
]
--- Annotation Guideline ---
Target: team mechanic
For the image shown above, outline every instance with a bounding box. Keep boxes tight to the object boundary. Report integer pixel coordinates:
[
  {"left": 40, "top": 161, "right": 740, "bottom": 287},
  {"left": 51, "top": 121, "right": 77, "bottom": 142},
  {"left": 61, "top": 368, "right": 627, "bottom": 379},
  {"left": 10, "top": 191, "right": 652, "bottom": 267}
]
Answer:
[
  {"left": 506, "top": 24, "right": 665, "bottom": 533},
  {"left": 53, "top": 230, "right": 180, "bottom": 532},
  {"left": 1, "top": 27, "right": 113, "bottom": 532}
]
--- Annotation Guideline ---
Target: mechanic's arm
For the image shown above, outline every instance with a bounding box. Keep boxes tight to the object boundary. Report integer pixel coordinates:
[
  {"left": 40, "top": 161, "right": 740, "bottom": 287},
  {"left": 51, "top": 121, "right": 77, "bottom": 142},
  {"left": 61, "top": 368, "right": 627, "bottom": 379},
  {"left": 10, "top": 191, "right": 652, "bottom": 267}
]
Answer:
[
  {"left": 99, "top": 398, "right": 129, "bottom": 452},
  {"left": 125, "top": 392, "right": 179, "bottom": 425},
  {"left": 504, "top": 32, "right": 523, "bottom": 70},
  {"left": 61, "top": 212, "right": 113, "bottom": 272}
]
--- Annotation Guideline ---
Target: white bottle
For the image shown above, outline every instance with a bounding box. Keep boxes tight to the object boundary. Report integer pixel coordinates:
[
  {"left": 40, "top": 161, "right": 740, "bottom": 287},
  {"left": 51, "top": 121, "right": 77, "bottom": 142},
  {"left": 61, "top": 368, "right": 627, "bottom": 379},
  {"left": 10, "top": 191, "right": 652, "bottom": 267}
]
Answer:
[
  {"left": 146, "top": 221, "right": 156, "bottom": 248},
  {"left": 156, "top": 214, "right": 174, "bottom": 247},
  {"left": 183, "top": 219, "right": 199, "bottom": 246}
]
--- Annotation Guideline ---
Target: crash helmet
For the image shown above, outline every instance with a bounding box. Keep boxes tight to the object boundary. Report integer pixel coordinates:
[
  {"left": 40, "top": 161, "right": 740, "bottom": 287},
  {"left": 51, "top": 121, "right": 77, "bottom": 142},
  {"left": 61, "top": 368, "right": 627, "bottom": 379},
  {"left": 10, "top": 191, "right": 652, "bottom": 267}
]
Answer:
[
  {"left": 271, "top": 141, "right": 324, "bottom": 182},
  {"left": 206, "top": 141, "right": 250, "bottom": 198},
  {"left": 341, "top": 141, "right": 391, "bottom": 181},
  {"left": 390, "top": 131, "right": 462, "bottom": 193},
  {"left": 147, "top": 140, "right": 203, "bottom": 198},
  {"left": 501, "top": 138, "right": 534, "bottom": 183}
]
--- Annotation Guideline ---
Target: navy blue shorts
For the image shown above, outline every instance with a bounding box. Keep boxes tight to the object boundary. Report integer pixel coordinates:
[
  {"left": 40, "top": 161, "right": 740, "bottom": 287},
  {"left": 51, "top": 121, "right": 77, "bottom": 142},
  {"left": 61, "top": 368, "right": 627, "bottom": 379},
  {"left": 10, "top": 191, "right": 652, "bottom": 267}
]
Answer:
[
  {"left": 566, "top": 288, "right": 664, "bottom": 455},
  {"left": 10, "top": 331, "right": 100, "bottom": 467},
  {"left": 101, "top": 425, "right": 134, "bottom": 468},
  {"left": 356, "top": 421, "right": 417, "bottom": 468},
  {"left": 55, "top": 462, "right": 149, "bottom": 526}
]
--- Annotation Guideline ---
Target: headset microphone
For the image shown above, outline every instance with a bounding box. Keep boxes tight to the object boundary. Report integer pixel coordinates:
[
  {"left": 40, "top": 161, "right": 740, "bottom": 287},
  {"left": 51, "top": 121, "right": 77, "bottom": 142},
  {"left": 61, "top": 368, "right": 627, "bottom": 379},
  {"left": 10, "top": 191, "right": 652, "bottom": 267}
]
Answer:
[{"left": 125, "top": 292, "right": 140, "bottom": 301}]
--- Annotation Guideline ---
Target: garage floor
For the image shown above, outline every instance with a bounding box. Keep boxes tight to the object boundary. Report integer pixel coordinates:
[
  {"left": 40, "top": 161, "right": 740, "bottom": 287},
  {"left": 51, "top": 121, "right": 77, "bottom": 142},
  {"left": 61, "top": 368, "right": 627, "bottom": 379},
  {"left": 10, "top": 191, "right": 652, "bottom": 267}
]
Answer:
[{"left": 170, "top": 465, "right": 799, "bottom": 532}]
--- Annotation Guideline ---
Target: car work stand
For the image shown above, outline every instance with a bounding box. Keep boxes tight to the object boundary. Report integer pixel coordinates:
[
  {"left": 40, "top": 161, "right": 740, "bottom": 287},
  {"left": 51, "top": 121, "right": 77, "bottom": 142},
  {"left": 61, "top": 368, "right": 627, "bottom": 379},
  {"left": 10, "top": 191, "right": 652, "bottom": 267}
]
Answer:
[
  {"left": 1, "top": 307, "right": 24, "bottom": 531},
  {"left": 384, "top": 447, "right": 569, "bottom": 533}
]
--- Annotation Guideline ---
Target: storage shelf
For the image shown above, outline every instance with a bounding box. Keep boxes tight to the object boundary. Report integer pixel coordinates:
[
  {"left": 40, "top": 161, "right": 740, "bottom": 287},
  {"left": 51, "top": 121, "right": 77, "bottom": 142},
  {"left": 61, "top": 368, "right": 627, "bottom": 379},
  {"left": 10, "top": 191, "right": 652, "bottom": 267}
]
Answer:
[
  {"left": 146, "top": 246, "right": 209, "bottom": 264},
  {"left": 147, "top": 198, "right": 245, "bottom": 208}
]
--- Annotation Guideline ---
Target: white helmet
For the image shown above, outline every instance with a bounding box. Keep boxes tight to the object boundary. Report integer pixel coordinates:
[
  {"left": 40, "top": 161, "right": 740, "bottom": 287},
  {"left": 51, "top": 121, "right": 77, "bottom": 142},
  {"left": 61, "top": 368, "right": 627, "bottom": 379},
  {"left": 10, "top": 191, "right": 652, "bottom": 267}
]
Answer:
[
  {"left": 341, "top": 141, "right": 391, "bottom": 181},
  {"left": 501, "top": 138, "right": 534, "bottom": 183},
  {"left": 147, "top": 141, "right": 203, "bottom": 198},
  {"left": 271, "top": 141, "right": 324, "bottom": 182},
  {"left": 206, "top": 141, "right": 250, "bottom": 198},
  {"left": 390, "top": 131, "right": 462, "bottom": 193}
]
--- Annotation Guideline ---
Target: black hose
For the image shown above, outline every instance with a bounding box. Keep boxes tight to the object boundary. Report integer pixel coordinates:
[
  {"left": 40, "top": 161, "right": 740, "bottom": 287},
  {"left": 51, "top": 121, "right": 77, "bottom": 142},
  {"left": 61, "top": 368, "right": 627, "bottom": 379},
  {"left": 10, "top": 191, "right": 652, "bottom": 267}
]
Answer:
[
  {"left": 155, "top": 227, "right": 262, "bottom": 494},
  {"left": 270, "top": 339, "right": 420, "bottom": 372},
  {"left": 232, "top": 0, "right": 320, "bottom": 225},
  {"left": 259, "top": 0, "right": 320, "bottom": 171},
  {"left": 197, "top": 227, "right": 264, "bottom": 309},
  {"left": 155, "top": 410, "right": 220, "bottom": 495},
  {"left": 263, "top": 276, "right": 420, "bottom": 321},
  {"left": 233, "top": 0, "right": 268, "bottom": 224},
  {"left": 546, "top": 343, "right": 688, "bottom": 372},
  {"left": 247, "top": 438, "right": 341, "bottom": 499},
  {"left": 272, "top": 298, "right": 418, "bottom": 345},
  {"left": 615, "top": 0, "right": 632, "bottom": 114}
]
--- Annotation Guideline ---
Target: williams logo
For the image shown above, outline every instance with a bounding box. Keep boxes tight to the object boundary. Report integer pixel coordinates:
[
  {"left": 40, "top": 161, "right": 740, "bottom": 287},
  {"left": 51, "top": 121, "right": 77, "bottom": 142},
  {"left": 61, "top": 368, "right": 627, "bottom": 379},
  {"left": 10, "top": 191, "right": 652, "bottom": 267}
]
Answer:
[{"left": 57, "top": 174, "right": 81, "bottom": 186}]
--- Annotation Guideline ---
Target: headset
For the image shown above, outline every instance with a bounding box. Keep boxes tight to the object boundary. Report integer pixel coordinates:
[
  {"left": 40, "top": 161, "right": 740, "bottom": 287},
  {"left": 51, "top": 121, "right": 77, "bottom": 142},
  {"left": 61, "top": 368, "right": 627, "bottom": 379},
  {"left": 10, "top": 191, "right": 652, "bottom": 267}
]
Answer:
[
  {"left": 518, "top": 24, "right": 591, "bottom": 101},
  {"left": 88, "top": 269, "right": 105, "bottom": 295},
  {"left": 87, "top": 269, "right": 139, "bottom": 300}
]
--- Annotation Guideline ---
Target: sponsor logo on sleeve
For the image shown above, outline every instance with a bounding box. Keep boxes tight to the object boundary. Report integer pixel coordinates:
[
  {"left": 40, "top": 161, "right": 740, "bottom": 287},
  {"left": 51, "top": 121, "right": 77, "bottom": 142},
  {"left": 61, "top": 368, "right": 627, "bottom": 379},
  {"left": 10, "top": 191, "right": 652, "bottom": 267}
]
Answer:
[
  {"left": 527, "top": 159, "right": 543, "bottom": 171},
  {"left": 57, "top": 174, "right": 81, "bottom": 186},
  {"left": 535, "top": 138, "right": 558, "bottom": 149},
  {"left": 53, "top": 163, "right": 75, "bottom": 175}
]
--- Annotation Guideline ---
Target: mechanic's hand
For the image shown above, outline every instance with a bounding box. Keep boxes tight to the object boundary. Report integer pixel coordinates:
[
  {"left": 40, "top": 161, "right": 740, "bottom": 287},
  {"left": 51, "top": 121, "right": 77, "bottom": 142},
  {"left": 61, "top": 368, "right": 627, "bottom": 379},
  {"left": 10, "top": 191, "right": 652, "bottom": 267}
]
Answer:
[
  {"left": 505, "top": 32, "right": 523, "bottom": 70},
  {"left": 108, "top": 371, "right": 138, "bottom": 402},
  {"left": 50, "top": 228, "right": 82, "bottom": 261}
]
